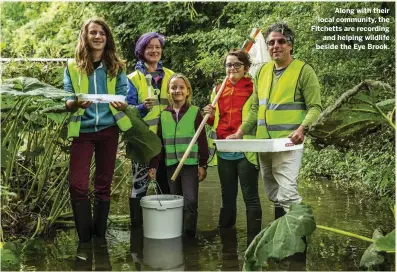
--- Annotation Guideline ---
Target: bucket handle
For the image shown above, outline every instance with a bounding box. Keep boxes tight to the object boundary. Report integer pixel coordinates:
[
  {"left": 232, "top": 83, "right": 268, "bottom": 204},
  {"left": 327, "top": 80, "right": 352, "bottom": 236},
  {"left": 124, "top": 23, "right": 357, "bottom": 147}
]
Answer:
[{"left": 152, "top": 178, "right": 163, "bottom": 207}]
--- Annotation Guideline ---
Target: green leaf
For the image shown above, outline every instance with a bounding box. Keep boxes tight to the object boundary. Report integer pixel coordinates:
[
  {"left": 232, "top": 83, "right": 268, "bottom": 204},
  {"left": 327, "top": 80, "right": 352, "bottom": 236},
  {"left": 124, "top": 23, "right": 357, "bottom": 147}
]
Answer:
[
  {"left": 360, "top": 228, "right": 388, "bottom": 269},
  {"left": 0, "top": 249, "right": 19, "bottom": 266},
  {"left": 1, "top": 147, "right": 10, "bottom": 167},
  {"left": 374, "top": 229, "right": 395, "bottom": 252},
  {"left": 244, "top": 203, "right": 316, "bottom": 271},
  {"left": 45, "top": 113, "right": 67, "bottom": 124},
  {"left": 1, "top": 77, "right": 71, "bottom": 100},
  {"left": 309, "top": 80, "right": 395, "bottom": 148},
  {"left": 123, "top": 106, "right": 162, "bottom": 164}
]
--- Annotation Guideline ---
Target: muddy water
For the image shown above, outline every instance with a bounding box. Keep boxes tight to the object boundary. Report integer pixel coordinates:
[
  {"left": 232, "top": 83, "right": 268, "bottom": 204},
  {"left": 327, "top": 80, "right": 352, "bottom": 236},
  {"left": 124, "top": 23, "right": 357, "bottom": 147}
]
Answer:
[{"left": 17, "top": 168, "right": 394, "bottom": 271}]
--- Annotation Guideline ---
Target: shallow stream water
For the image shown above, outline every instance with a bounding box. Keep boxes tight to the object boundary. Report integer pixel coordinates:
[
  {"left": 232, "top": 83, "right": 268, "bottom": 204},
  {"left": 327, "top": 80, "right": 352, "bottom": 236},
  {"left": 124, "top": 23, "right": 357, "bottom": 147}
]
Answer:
[{"left": 17, "top": 168, "right": 394, "bottom": 271}]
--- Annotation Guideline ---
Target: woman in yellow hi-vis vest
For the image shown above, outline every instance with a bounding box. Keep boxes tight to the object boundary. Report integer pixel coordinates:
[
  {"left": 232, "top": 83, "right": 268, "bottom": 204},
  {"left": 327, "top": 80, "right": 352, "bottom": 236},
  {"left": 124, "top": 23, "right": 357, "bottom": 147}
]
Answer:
[
  {"left": 204, "top": 49, "right": 262, "bottom": 245},
  {"left": 148, "top": 74, "right": 209, "bottom": 237},
  {"left": 126, "top": 32, "right": 174, "bottom": 228},
  {"left": 65, "top": 19, "right": 131, "bottom": 243}
]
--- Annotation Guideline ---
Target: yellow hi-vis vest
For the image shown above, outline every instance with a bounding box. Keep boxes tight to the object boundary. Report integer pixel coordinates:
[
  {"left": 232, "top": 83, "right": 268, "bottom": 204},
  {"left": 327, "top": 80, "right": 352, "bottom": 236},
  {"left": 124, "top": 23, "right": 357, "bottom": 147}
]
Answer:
[
  {"left": 256, "top": 60, "right": 306, "bottom": 139},
  {"left": 161, "top": 106, "right": 199, "bottom": 166},
  {"left": 207, "top": 87, "right": 258, "bottom": 167},
  {"left": 66, "top": 59, "right": 132, "bottom": 140},
  {"left": 127, "top": 68, "right": 174, "bottom": 133}
]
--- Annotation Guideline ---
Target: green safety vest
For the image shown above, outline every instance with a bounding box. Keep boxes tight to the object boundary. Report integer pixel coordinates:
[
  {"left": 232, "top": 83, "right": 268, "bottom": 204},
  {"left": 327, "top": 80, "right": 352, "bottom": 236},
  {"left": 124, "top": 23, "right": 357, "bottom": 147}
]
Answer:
[
  {"left": 127, "top": 68, "right": 174, "bottom": 133},
  {"left": 66, "top": 59, "right": 132, "bottom": 140},
  {"left": 256, "top": 60, "right": 306, "bottom": 139},
  {"left": 207, "top": 87, "right": 258, "bottom": 167},
  {"left": 161, "top": 106, "right": 199, "bottom": 166}
]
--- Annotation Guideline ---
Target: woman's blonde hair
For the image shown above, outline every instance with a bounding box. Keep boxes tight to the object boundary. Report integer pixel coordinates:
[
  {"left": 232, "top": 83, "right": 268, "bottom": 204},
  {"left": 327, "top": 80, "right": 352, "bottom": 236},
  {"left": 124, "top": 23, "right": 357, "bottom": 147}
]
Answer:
[
  {"left": 167, "top": 73, "right": 193, "bottom": 106},
  {"left": 75, "top": 18, "right": 125, "bottom": 78}
]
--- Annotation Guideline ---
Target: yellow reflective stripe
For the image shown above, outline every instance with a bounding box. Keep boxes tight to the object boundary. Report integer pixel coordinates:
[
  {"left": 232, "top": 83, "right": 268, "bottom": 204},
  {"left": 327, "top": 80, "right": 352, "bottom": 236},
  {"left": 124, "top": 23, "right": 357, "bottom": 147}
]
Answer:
[
  {"left": 267, "top": 124, "right": 301, "bottom": 131},
  {"left": 209, "top": 130, "right": 217, "bottom": 139},
  {"left": 160, "top": 98, "right": 170, "bottom": 106},
  {"left": 145, "top": 118, "right": 159, "bottom": 126},
  {"left": 164, "top": 137, "right": 194, "bottom": 145},
  {"left": 113, "top": 111, "right": 127, "bottom": 121},
  {"left": 166, "top": 151, "right": 199, "bottom": 160},
  {"left": 259, "top": 99, "right": 268, "bottom": 105},
  {"left": 258, "top": 119, "right": 266, "bottom": 126},
  {"left": 267, "top": 103, "right": 306, "bottom": 110}
]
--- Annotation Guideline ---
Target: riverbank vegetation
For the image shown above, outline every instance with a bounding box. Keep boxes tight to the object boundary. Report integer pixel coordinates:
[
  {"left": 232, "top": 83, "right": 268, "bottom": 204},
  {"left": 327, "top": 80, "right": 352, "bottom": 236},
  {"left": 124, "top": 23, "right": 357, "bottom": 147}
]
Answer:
[{"left": 1, "top": 0, "right": 394, "bottom": 253}]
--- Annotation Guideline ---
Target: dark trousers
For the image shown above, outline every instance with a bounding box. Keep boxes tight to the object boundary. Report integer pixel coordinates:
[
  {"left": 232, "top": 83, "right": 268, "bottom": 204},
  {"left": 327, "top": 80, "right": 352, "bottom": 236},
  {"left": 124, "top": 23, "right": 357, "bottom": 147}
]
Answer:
[
  {"left": 69, "top": 126, "right": 119, "bottom": 201},
  {"left": 167, "top": 164, "right": 199, "bottom": 233},
  {"left": 217, "top": 156, "right": 261, "bottom": 211}
]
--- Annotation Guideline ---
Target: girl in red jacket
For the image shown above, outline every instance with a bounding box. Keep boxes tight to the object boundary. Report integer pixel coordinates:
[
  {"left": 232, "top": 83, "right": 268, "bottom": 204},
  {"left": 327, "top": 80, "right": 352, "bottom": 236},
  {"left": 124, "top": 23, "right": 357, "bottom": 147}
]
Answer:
[{"left": 204, "top": 49, "right": 262, "bottom": 245}]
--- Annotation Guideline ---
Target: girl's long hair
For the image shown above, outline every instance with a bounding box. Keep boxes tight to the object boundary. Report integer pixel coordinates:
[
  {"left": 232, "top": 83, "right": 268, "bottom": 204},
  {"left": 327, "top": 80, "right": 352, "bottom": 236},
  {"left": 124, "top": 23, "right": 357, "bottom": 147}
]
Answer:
[
  {"left": 75, "top": 18, "right": 125, "bottom": 78},
  {"left": 167, "top": 73, "right": 193, "bottom": 106}
]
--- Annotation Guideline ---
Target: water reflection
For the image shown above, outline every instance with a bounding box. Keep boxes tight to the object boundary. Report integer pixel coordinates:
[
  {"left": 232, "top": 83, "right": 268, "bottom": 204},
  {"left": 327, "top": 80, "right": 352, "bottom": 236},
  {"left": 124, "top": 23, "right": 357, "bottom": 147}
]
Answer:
[
  {"left": 143, "top": 236, "right": 184, "bottom": 270},
  {"left": 219, "top": 228, "right": 239, "bottom": 271},
  {"left": 130, "top": 228, "right": 185, "bottom": 271},
  {"left": 74, "top": 238, "right": 112, "bottom": 271}
]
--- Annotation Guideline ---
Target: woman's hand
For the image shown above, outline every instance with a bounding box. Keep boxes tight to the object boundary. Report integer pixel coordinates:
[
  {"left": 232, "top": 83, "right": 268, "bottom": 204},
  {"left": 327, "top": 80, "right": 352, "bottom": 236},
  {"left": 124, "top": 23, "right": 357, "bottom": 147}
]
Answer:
[
  {"left": 203, "top": 104, "right": 215, "bottom": 117},
  {"left": 148, "top": 168, "right": 157, "bottom": 180},
  {"left": 110, "top": 101, "right": 128, "bottom": 111},
  {"left": 198, "top": 167, "right": 207, "bottom": 182},
  {"left": 143, "top": 97, "right": 155, "bottom": 110}
]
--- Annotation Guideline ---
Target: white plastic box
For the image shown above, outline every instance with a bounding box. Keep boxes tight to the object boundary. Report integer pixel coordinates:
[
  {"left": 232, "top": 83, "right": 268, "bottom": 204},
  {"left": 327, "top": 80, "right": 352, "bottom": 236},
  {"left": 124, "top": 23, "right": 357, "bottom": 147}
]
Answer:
[{"left": 213, "top": 138, "right": 304, "bottom": 153}]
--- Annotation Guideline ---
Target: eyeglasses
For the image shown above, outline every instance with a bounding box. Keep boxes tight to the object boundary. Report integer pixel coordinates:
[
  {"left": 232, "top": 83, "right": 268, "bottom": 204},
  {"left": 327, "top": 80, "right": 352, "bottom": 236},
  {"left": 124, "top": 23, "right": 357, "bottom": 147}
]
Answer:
[
  {"left": 266, "top": 38, "right": 289, "bottom": 46},
  {"left": 225, "top": 62, "right": 244, "bottom": 69}
]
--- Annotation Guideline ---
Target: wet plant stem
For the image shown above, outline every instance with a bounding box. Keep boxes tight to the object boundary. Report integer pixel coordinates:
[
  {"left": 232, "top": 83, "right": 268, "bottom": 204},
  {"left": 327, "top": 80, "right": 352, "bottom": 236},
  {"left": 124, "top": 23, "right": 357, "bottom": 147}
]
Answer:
[{"left": 317, "top": 225, "right": 375, "bottom": 243}]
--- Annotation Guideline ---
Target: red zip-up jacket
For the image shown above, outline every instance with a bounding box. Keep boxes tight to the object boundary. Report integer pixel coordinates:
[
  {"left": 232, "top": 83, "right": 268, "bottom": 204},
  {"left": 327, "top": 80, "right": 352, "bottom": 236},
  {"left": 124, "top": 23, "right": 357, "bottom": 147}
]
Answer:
[
  {"left": 207, "top": 77, "right": 253, "bottom": 139},
  {"left": 149, "top": 103, "right": 209, "bottom": 169}
]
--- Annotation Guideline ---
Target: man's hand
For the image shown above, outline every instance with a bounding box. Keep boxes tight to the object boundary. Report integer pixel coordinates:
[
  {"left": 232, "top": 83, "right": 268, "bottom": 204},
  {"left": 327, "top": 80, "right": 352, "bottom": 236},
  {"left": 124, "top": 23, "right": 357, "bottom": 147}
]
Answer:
[
  {"left": 110, "top": 101, "right": 128, "bottom": 111},
  {"left": 288, "top": 125, "right": 305, "bottom": 144},
  {"left": 226, "top": 128, "right": 244, "bottom": 139},
  {"left": 143, "top": 97, "right": 155, "bottom": 110},
  {"left": 203, "top": 104, "right": 215, "bottom": 117},
  {"left": 198, "top": 167, "right": 207, "bottom": 182}
]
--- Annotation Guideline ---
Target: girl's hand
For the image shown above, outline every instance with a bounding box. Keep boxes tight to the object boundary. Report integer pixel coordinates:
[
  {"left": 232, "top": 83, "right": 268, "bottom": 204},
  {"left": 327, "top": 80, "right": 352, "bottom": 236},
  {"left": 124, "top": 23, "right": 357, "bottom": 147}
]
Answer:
[
  {"left": 110, "top": 101, "right": 128, "bottom": 111},
  {"left": 198, "top": 167, "right": 207, "bottom": 182},
  {"left": 77, "top": 101, "right": 92, "bottom": 109},
  {"left": 148, "top": 168, "right": 157, "bottom": 180},
  {"left": 203, "top": 104, "right": 215, "bottom": 117}
]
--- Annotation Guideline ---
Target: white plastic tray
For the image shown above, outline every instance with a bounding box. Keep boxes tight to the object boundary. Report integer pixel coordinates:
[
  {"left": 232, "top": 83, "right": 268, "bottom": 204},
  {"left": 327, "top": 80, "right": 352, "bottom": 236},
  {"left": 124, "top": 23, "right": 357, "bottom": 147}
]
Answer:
[
  {"left": 76, "top": 94, "right": 126, "bottom": 103},
  {"left": 213, "top": 138, "right": 304, "bottom": 153}
]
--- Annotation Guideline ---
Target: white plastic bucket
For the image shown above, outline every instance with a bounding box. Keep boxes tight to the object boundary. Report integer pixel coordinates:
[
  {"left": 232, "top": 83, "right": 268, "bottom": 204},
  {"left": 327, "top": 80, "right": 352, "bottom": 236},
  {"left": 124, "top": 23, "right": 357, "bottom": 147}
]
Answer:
[
  {"left": 143, "top": 236, "right": 184, "bottom": 270},
  {"left": 140, "top": 195, "right": 184, "bottom": 239}
]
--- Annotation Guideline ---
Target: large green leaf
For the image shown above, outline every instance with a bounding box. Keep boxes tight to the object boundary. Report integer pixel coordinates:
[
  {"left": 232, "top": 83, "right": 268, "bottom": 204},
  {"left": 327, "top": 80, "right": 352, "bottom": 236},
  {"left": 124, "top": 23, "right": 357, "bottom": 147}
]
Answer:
[
  {"left": 0, "top": 77, "right": 71, "bottom": 100},
  {"left": 123, "top": 106, "right": 162, "bottom": 164},
  {"left": 360, "top": 228, "right": 386, "bottom": 269},
  {"left": 243, "top": 203, "right": 316, "bottom": 271},
  {"left": 309, "top": 80, "right": 395, "bottom": 148},
  {"left": 374, "top": 229, "right": 395, "bottom": 252}
]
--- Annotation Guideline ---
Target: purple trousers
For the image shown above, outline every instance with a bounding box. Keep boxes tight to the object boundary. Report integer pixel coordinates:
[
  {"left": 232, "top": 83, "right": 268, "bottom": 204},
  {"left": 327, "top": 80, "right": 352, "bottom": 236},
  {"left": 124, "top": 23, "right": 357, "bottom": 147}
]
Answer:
[{"left": 69, "top": 126, "right": 119, "bottom": 201}]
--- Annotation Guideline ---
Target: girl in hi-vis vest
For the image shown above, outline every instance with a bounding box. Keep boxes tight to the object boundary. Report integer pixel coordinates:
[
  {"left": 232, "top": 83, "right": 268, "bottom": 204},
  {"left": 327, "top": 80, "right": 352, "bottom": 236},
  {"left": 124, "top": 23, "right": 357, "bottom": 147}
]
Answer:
[
  {"left": 148, "top": 73, "right": 209, "bottom": 237},
  {"left": 126, "top": 32, "right": 175, "bottom": 229},
  {"left": 65, "top": 19, "right": 131, "bottom": 243},
  {"left": 203, "top": 49, "right": 262, "bottom": 245}
]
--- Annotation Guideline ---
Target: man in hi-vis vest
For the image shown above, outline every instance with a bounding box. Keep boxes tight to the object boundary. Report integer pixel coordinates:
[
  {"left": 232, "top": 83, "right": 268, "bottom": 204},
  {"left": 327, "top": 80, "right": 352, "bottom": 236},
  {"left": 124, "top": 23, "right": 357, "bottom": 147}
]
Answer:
[{"left": 229, "top": 23, "right": 322, "bottom": 219}]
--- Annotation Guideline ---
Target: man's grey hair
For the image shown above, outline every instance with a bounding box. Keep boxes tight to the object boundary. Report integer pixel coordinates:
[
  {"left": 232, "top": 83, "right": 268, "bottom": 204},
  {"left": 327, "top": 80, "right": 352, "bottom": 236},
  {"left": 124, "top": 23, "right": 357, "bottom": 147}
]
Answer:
[{"left": 264, "top": 22, "right": 295, "bottom": 54}]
